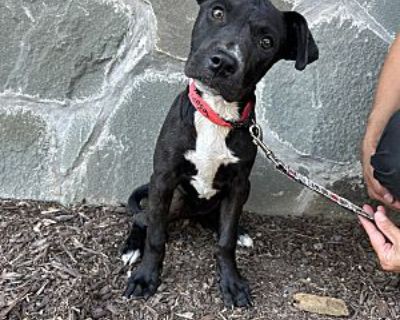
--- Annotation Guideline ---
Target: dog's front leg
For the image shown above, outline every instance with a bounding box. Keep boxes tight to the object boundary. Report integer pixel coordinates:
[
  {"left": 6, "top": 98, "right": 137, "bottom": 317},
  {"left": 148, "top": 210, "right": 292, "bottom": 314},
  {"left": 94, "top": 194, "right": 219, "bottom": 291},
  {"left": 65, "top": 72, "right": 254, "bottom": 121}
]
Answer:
[
  {"left": 124, "top": 172, "right": 175, "bottom": 299},
  {"left": 217, "top": 177, "right": 252, "bottom": 308}
]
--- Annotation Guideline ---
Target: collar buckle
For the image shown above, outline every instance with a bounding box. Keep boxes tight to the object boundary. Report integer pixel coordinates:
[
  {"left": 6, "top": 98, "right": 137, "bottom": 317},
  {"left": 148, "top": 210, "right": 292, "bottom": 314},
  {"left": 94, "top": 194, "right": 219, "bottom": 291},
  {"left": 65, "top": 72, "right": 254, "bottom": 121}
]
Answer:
[{"left": 225, "top": 118, "right": 250, "bottom": 129}]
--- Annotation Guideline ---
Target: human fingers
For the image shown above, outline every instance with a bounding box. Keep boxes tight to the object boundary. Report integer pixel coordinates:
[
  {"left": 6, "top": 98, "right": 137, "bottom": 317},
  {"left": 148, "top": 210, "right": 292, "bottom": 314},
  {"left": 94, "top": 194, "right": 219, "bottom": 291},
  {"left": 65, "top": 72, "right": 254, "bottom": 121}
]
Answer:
[
  {"left": 374, "top": 207, "right": 400, "bottom": 245},
  {"left": 359, "top": 205, "right": 387, "bottom": 253}
]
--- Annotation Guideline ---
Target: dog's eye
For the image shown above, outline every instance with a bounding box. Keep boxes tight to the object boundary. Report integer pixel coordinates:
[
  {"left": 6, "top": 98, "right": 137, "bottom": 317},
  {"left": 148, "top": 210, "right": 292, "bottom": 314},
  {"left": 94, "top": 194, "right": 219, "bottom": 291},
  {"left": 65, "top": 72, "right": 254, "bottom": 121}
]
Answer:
[
  {"left": 259, "top": 37, "right": 273, "bottom": 49},
  {"left": 211, "top": 7, "right": 224, "bottom": 20}
]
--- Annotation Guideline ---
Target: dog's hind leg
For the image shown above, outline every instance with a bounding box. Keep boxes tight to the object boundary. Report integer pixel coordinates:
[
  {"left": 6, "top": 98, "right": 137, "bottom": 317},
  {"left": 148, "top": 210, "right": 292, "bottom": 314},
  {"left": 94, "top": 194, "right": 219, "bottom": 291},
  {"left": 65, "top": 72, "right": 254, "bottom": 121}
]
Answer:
[
  {"left": 121, "top": 184, "right": 149, "bottom": 265},
  {"left": 121, "top": 222, "right": 146, "bottom": 266},
  {"left": 124, "top": 172, "right": 179, "bottom": 299},
  {"left": 127, "top": 183, "right": 149, "bottom": 215},
  {"left": 122, "top": 184, "right": 187, "bottom": 266},
  {"left": 195, "top": 213, "right": 254, "bottom": 248},
  {"left": 236, "top": 225, "right": 254, "bottom": 248}
]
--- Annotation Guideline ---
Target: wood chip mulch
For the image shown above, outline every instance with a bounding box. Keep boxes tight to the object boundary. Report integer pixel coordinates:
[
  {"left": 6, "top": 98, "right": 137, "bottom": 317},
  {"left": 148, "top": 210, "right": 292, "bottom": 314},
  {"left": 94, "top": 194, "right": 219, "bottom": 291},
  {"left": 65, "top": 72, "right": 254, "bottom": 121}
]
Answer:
[{"left": 1, "top": 199, "right": 400, "bottom": 320}]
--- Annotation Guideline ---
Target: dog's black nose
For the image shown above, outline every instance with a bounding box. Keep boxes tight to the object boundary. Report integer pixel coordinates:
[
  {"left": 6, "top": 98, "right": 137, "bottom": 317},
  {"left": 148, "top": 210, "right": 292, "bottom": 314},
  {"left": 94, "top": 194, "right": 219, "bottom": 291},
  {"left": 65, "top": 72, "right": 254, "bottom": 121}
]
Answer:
[{"left": 208, "top": 53, "right": 237, "bottom": 76}]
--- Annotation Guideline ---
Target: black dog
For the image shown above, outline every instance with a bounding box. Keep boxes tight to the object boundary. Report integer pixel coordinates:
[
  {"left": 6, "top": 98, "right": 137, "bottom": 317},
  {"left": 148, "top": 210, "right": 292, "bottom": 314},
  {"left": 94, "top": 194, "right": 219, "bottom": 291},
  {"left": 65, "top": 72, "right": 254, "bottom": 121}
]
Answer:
[{"left": 122, "top": 0, "right": 318, "bottom": 307}]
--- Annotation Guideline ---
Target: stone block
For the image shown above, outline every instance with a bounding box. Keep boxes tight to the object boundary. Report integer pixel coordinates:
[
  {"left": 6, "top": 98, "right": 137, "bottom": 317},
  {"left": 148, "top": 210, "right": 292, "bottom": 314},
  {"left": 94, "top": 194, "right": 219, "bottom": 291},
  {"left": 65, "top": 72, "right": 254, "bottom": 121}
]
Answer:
[
  {"left": 0, "top": 105, "right": 54, "bottom": 200},
  {"left": 0, "top": 0, "right": 133, "bottom": 100},
  {"left": 149, "top": 0, "right": 198, "bottom": 59},
  {"left": 356, "top": 0, "right": 399, "bottom": 36},
  {"left": 61, "top": 58, "right": 186, "bottom": 204}
]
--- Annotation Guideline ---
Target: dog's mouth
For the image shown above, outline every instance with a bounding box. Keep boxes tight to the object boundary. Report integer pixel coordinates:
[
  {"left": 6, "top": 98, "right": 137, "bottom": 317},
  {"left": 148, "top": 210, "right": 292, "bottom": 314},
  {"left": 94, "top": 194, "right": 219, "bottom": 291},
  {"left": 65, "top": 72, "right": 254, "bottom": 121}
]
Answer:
[
  {"left": 191, "top": 78, "right": 220, "bottom": 96},
  {"left": 185, "top": 67, "right": 247, "bottom": 103}
]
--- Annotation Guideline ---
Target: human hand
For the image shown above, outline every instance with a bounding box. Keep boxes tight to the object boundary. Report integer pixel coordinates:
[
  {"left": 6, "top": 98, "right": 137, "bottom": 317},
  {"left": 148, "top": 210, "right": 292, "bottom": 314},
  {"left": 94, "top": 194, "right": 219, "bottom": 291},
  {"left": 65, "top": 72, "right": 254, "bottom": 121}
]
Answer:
[
  {"left": 359, "top": 204, "right": 400, "bottom": 272},
  {"left": 362, "top": 139, "right": 400, "bottom": 210}
]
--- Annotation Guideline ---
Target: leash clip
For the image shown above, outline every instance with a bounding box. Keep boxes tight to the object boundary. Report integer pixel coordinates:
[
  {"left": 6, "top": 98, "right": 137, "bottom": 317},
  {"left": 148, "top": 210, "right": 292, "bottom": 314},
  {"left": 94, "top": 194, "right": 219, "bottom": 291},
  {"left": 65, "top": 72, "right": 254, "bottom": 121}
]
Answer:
[{"left": 249, "top": 122, "right": 263, "bottom": 142}]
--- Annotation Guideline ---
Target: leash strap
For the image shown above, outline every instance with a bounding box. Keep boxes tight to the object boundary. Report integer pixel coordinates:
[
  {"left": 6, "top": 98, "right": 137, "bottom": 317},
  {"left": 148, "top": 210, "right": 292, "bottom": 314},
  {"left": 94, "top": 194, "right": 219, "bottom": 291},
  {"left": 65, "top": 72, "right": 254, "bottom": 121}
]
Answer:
[{"left": 249, "top": 122, "right": 374, "bottom": 221}]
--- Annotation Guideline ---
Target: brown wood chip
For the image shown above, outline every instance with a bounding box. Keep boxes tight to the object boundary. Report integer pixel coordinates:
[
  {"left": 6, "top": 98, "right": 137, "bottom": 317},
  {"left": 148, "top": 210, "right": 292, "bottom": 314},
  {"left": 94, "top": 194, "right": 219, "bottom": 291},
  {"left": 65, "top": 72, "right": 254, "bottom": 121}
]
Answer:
[{"left": 293, "top": 293, "right": 350, "bottom": 317}]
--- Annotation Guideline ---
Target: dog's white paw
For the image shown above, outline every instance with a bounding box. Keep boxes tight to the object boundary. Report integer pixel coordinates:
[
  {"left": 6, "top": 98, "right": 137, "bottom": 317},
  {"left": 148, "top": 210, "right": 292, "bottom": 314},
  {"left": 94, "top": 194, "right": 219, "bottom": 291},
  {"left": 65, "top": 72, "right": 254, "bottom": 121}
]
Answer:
[
  {"left": 237, "top": 234, "right": 254, "bottom": 248},
  {"left": 121, "top": 250, "right": 141, "bottom": 266}
]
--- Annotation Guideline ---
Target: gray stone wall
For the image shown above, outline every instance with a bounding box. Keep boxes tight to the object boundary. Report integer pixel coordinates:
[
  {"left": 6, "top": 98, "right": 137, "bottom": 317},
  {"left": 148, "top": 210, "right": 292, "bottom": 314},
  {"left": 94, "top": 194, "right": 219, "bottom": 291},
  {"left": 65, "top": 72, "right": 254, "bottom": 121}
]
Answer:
[{"left": 0, "top": 0, "right": 398, "bottom": 216}]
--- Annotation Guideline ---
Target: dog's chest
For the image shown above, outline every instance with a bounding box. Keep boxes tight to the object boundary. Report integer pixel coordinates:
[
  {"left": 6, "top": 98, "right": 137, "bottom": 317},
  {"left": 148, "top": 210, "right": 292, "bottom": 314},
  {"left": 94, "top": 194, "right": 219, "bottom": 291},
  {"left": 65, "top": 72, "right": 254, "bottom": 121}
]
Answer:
[{"left": 185, "top": 94, "right": 240, "bottom": 200}]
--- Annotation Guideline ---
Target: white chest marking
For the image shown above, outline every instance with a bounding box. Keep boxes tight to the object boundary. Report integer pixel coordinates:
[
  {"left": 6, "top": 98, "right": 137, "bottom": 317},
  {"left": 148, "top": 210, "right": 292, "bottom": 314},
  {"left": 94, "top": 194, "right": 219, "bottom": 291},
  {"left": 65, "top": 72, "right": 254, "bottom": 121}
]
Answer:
[{"left": 185, "top": 83, "right": 240, "bottom": 199}]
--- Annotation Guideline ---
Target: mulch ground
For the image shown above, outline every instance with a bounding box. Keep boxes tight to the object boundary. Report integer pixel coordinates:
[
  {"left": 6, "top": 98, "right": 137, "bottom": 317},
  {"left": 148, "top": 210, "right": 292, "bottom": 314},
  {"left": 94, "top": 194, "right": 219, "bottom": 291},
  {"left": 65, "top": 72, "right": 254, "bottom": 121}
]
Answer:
[{"left": 1, "top": 199, "right": 400, "bottom": 320}]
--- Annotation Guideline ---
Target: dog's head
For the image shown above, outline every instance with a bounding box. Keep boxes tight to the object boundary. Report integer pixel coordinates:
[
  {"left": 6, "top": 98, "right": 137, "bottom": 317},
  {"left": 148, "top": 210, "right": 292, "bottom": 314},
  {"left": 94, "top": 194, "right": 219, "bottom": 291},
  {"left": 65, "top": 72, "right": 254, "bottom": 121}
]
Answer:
[{"left": 185, "top": 0, "right": 319, "bottom": 102}]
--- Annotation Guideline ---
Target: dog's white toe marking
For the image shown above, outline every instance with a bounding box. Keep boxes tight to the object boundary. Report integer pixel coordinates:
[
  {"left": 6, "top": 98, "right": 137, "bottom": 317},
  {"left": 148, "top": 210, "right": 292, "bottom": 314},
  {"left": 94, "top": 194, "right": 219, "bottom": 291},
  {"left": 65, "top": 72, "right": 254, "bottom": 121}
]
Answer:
[
  {"left": 121, "top": 250, "right": 141, "bottom": 265},
  {"left": 237, "top": 234, "right": 254, "bottom": 248},
  {"left": 121, "top": 251, "right": 132, "bottom": 265}
]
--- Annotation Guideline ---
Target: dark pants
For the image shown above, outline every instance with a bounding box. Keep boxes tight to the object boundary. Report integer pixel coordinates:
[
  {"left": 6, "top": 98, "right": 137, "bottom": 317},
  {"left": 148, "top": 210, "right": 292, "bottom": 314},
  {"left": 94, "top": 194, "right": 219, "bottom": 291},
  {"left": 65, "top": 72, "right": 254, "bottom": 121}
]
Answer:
[{"left": 371, "top": 111, "right": 400, "bottom": 200}]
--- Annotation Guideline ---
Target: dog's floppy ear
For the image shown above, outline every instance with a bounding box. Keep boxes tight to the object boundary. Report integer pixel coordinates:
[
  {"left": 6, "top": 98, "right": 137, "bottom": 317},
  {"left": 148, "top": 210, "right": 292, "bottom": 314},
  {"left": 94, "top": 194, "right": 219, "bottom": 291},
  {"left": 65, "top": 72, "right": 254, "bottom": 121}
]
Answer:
[{"left": 282, "top": 12, "right": 319, "bottom": 71}]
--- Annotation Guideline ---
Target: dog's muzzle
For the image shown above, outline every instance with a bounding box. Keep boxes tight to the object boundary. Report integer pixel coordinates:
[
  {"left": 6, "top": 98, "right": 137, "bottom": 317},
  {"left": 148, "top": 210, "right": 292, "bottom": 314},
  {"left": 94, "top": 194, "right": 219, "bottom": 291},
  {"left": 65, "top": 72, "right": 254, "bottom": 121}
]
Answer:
[{"left": 207, "top": 51, "right": 238, "bottom": 77}]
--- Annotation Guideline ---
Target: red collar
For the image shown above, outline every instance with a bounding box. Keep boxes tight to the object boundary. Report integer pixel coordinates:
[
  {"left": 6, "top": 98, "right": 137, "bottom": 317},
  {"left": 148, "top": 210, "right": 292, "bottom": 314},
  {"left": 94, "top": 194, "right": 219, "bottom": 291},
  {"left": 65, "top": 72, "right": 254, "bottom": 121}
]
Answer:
[{"left": 188, "top": 80, "right": 254, "bottom": 128}]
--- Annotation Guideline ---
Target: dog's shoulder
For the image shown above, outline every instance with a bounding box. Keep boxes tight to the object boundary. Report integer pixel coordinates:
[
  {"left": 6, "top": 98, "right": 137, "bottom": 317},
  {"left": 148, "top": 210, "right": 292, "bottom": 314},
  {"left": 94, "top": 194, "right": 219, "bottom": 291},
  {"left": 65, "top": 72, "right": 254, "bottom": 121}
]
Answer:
[
  {"left": 163, "top": 87, "right": 195, "bottom": 127},
  {"left": 153, "top": 87, "right": 197, "bottom": 165}
]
